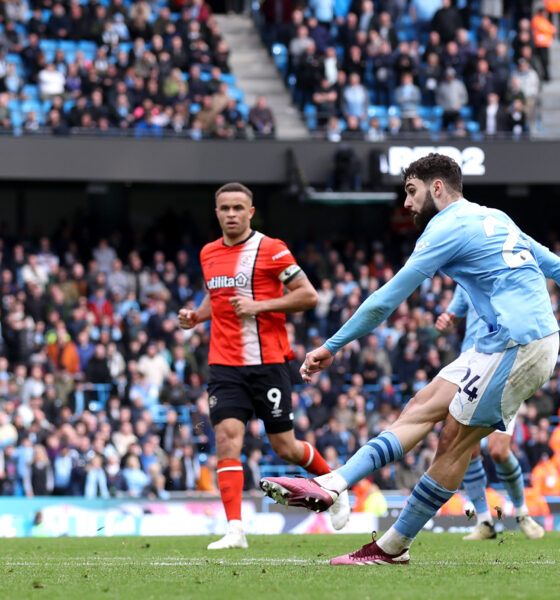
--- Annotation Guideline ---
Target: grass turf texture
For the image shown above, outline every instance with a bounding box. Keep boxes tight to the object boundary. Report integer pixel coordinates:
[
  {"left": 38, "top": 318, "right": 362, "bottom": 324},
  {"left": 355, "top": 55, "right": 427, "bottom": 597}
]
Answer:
[{"left": 1, "top": 532, "right": 559, "bottom": 600}]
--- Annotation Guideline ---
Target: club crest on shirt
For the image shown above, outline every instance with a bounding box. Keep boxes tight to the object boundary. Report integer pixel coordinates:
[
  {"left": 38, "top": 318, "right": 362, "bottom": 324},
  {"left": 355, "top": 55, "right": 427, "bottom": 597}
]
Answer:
[
  {"left": 208, "top": 395, "right": 218, "bottom": 408},
  {"left": 414, "top": 240, "right": 431, "bottom": 253}
]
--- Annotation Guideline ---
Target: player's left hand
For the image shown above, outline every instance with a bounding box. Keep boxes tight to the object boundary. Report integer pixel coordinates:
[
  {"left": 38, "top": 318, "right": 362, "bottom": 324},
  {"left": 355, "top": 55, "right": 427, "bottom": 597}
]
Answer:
[
  {"left": 300, "top": 345, "right": 334, "bottom": 383},
  {"left": 229, "top": 295, "right": 259, "bottom": 317}
]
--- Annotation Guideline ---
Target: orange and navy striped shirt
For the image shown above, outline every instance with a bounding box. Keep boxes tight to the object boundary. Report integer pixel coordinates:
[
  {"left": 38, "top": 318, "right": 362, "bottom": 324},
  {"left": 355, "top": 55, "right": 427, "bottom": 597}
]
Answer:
[{"left": 201, "top": 231, "right": 301, "bottom": 366}]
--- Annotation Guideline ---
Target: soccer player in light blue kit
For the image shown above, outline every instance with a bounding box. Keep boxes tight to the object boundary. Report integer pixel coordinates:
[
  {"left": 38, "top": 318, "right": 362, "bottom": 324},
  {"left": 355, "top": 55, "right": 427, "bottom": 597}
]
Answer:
[
  {"left": 437, "top": 285, "right": 544, "bottom": 540},
  {"left": 261, "top": 153, "right": 560, "bottom": 565}
]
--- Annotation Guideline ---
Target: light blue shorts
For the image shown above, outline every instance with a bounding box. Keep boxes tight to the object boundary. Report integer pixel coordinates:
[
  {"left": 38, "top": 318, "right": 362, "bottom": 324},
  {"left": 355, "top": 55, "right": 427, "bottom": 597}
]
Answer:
[{"left": 439, "top": 333, "right": 559, "bottom": 431}]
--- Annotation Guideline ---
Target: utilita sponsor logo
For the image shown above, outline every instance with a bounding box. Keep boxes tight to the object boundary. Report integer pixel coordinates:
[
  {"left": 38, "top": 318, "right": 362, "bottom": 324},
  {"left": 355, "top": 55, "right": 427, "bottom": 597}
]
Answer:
[{"left": 207, "top": 273, "right": 249, "bottom": 289}]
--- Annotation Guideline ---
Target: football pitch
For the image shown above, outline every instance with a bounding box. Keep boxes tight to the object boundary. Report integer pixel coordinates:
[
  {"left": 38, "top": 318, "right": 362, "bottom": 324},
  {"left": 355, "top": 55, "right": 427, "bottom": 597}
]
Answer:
[{"left": 1, "top": 532, "right": 559, "bottom": 600}]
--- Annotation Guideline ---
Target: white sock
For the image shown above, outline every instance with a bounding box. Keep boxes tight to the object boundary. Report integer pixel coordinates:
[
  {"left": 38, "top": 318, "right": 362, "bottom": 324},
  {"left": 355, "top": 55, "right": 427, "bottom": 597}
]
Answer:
[
  {"left": 228, "top": 519, "right": 244, "bottom": 532},
  {"left": 477, "top": 510, "right": 493, "bottom": 526},
  {"left": 377, "top": 526, "right": 412, "bottom": 555},
  {"left": 314, "top": 471, "right": 348, "bottom": 495},
  {"left": 514, "top": 504, "right": 528, "bottom": 518}
]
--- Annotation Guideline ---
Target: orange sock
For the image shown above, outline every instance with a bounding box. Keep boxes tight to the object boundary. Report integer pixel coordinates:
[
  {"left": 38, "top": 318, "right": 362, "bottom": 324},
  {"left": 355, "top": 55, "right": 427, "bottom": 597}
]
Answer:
[
  {"left": 216, "top": 458, "right": 244, "bottom": 522},
  {"left": 298, "top": 441, "right": 332, "bottom": 476}
]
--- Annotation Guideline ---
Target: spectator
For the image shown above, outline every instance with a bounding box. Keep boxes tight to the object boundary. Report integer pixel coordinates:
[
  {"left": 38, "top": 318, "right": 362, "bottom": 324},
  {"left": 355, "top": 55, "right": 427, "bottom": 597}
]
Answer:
[
  {"left": 478, "top": 92, "right": 507, "bottom": 136},
  {"left": 248, "top": 96, "right": 275, "bottom": 138},
  {"left": 531, "top": 6, "right": 556, "bottom": 82},
  {"left": 431, "top": 0, "right": 463, "bottom": 44},
  {"left": 23, "top": 444, "right": 54, "bottom": 497},
  {"left": 342, "top": 73, "right": 367, "bottom": 121},
  {"left": 511, "top": 58, "right": 540, "bottom": 126},
  {"left": 84, "top": 454, "right": 110, "bottom": 498},
  {"left": 436, "top": 66, "right": 468, "bottom": 129},
  {"left": 394, "top": 71, "right": 422, "bottom": 127}
]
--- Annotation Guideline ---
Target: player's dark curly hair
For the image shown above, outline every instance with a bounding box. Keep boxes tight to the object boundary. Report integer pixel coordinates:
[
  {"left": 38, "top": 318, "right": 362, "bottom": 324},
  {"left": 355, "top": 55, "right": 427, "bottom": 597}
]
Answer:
[
  {"left": 215, "top": 182, "right": 253, "bottom": 202},
  {"left": 401, "top": 153, "right": 463, "bottom": 195}
]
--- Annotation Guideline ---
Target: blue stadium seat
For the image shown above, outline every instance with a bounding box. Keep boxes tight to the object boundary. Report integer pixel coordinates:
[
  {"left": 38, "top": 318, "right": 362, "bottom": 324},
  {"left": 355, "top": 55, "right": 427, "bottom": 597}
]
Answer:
[
  {"left": 460, "top": 106, "right": 473, "bottom": 120},
  {"left": 7, "top": 98, "right": 20, "bottom": 111},
  {"left": 6, "top": 53, "right": 22, "bottom": 67},
  {"left": 150, "top": 405, "right": 170, "bottom": 424},
  {"left": 79, "top": 40, "right": 98, "bottom": 54},
  {"left": 271, "top": 43, "right": 288, "bottom": 74},
  {"left": 41, "top": 9, "right": 51, "bottom": 22},
  {"left": 199, "top": 71, "right": 211, "bottom": 82},
  {"left": 58, "top": 40, "right": 77, "bottom": 52},
  {"left": 466, "top": 120, "right": 480, "bottom": 133},
  {"left": 176, "top": 406, "right": 191, "bottom": 425},
  {"left": 21, "top": 100, "right": 41, "bottom": 114},
  {"left": 387, "top": 105, "right": 401, "bottom": 118},
  {"left": 190, "top": 103, "right": 201, "bottom": 114},
  {"left": 430, "top": 105, "right": 444, "bottom": 119},
  {"left": 10, "top": 111, "right": 23, "bottom": 128},
  {"left": 304, "top": 104, "right": 317, "bottom": 131},
  {"left": 220, "top": 73, "right": 236, "bottom": 86},
  {"left": 228, "top": 87, "right": 244, "bottom": 103},
  {"left": 237, "top": 103, "right": 250, "bottom": 120},
  {"left": 22, "top": 84, "right": 39, "bottom": 99},
  {"left": 63, "top": 99, "right": 76, "bottom": 113},
  {"left": 42, "top": 99, "right": 53, "bottom": 114},
  {"left": 368, "top": 105, "right": 388, "bottom": 119},
  {"left": 39, "top": 39, "right": 57, "bottom": 53}
]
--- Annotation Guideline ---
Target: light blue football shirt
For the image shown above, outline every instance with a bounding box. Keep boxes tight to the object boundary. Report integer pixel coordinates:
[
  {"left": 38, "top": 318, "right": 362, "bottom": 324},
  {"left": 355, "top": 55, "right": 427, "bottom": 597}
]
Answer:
[
  {"left": 325, "top": 198, "right": 560, "bottom": 355},
  {"left": 446, "top": 284, "right": 482, "bottom": 352}
]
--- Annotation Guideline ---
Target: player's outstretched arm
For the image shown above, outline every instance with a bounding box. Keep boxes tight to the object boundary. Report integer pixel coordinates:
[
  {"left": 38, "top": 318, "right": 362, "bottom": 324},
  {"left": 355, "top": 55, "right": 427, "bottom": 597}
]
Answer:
[
  {"left": 178, "top": 294, "right": 212, "bottom": 329},
  {"left": 229, "top": 272, "right": 318, "bottom": 318},
  {"left": 324, "top": 264, "right": 426, "bottom": 356}
]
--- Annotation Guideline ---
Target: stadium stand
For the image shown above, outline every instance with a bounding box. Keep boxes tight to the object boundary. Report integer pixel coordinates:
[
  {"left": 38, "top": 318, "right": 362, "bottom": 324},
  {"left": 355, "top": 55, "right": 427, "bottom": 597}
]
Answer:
[
  {"left": 257, "top": 0, "right": 553, "bottom": 138},
  {"left": 0, "top": 213, "right": 558, "bottom": 498},
  {"left": 0, "top": 0, "right": 269, "bottom": 138}
]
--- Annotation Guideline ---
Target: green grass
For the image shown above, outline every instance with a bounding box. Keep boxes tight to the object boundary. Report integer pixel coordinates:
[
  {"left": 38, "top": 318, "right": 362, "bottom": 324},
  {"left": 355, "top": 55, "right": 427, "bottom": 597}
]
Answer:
[{"left": 1, "top": 532, "right": 559, "bottom": 600}]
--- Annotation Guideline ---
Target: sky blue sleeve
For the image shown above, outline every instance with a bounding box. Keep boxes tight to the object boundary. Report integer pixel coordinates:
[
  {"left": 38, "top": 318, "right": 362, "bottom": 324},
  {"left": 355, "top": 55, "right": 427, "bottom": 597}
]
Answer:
[
  {"left": 324, "top": 264, "right": 427, "bottom": 354},
  {"left": 527, "top": 236, "right": 560, "bottom": 285},
  {"left": 447, "top": 285, "right": 469, "bottom": 318}
]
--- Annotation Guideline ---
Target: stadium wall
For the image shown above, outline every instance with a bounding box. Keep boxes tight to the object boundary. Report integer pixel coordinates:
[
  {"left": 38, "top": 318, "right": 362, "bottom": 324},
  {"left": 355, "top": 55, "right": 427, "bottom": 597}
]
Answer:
[
  {"left": 3, "top": 138, "right": 560, "bottom": 184},
  {"left": 4, "top": 495, "right": 560, "bottom": 538}
]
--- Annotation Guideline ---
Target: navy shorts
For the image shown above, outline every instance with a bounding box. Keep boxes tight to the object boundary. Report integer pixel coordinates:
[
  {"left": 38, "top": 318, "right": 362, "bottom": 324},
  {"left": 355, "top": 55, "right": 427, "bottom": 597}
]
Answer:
[{"left": 207, "top": 363, "right": 294, "bottom": 434}]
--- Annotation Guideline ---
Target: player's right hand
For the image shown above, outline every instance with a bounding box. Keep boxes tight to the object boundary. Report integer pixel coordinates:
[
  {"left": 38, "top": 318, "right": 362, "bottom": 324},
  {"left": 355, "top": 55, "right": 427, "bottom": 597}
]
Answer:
[
  {"left": 300, "top": 345, "right": 334, "bottom": 383},
  {"left": 435, "top": 312, "right": 455, "bottom": 333},
  {"left": 178, "top": 308, "right": 198, "bottom": 329}
]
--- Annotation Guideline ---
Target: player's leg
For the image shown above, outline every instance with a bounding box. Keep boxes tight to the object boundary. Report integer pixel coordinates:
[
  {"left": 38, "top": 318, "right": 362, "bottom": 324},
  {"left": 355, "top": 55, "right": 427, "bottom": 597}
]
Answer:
[
  {"left": 331, "top": 417, "right": 493, "bottom": 565},
  {"left": 488, "top": 431, "right": 544, "bottom": 538},
  {"left": 330, "top": 334, "right": 558, "bottom": 564},
  {"left": 462, "top": 442, "right": 496, "bottom": 540},
  {"left": 261, "top": 376, "right": 456, "bottom": 508},
  {"left": 252, "top": 362, "right": 351, "bottom": 529},
  {"left": 206, "top": 365, "right": 253, "bottom": 550},
  {"left": 267, "top": 428, "right": 350, "bottom": 529}
]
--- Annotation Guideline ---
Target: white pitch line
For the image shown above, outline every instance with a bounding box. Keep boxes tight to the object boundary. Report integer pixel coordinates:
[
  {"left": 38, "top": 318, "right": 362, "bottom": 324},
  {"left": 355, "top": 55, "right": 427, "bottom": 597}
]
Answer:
[{"left": 2, "top": 559, "right": 557, "bottom": 567}]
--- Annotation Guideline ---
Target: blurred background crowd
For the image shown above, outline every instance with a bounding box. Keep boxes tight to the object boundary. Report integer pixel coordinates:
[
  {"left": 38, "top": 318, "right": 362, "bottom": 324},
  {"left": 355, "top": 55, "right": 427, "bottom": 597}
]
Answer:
[{"left": 0, "top": 209, "right": 559, "bottom": 502}]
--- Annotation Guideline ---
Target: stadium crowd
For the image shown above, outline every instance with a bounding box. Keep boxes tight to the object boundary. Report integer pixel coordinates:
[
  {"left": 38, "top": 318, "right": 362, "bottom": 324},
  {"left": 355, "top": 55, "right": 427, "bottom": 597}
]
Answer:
[
  {"left": 259, "top": 0, "right": 557, "bottom": 137},
  {"left": 0, "top": 211, "right": 559, "bottom": 501},
  {"left": 0, "top": 0, "right": 276, "bottom": 138}
]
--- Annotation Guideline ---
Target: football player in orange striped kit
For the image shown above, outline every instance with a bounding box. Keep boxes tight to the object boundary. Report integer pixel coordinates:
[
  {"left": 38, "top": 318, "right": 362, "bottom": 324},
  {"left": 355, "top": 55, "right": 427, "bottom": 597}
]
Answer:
[{"left": 179, "top": 182, "right": 350, "bottom": 549}]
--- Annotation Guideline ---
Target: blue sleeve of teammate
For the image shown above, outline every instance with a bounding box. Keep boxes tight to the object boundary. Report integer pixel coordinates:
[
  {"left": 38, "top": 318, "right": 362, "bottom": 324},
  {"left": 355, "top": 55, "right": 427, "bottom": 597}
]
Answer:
[
  {"left": 528, "top": 236, "right": 560, "bottom": 285},
  {"left": 447, "top": 285, "right": 469, "bottom": 318},
  {"left": 324, "top": 265, "right": 427, "bottom": 354}
]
